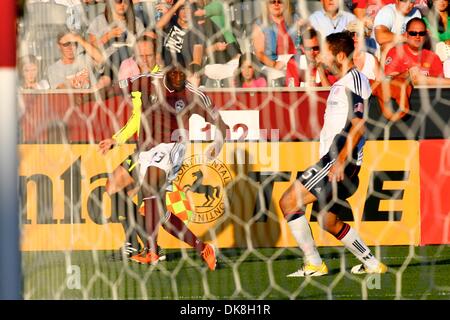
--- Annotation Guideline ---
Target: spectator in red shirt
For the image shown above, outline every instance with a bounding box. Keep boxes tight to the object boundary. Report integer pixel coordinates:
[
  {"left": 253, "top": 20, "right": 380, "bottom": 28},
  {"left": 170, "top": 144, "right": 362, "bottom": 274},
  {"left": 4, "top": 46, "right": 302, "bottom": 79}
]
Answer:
[
  {"left": 384, "top": 17, "right": 450, "bottom": 84},
  {"left": 347, "top": 0, "right": 374, "bottom": 30},
  {"left": 349, "top": 0, "right": 369, "bottom": 20}
]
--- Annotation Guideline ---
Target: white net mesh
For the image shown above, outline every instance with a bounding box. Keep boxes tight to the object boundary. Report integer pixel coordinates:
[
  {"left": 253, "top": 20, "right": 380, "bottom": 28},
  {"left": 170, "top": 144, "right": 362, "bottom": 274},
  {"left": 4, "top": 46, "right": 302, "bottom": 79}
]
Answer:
[{"left": 17, "top": 0, "right": 450, "bottom": 300}]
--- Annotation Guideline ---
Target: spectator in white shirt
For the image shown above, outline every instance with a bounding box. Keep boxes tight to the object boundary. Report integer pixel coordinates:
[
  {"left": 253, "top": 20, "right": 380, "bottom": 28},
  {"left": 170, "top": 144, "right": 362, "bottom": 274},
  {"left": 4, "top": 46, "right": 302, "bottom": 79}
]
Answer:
[
  {"left": 373, "top": 0, "right": 421, "bottom": 55},
  {"left": 309, "top": 0, "right": 357, "bottom": 37},
  {"left": 443, "top": 58, "right": 450, "bottom": 77},
  {"left": 47, "top": 30, "right": 104, "bottom": 89}
]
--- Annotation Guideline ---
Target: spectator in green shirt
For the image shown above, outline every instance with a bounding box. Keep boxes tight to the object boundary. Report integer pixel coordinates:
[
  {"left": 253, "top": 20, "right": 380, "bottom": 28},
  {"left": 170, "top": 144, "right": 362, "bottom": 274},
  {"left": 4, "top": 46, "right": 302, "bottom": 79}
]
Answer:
[
  {"left": 194, "top": 0, "right": 241, "bottom": 59},
  {"left": 423, "top": 0, "right": 450, "bottom": 42}
]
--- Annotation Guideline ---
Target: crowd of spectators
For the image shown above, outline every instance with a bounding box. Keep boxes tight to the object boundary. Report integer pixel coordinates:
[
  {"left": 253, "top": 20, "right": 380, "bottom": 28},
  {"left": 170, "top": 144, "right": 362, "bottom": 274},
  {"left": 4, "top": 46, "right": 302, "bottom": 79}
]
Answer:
[{"left": 18, "top": 0, "right": 450, "bottom": 90}]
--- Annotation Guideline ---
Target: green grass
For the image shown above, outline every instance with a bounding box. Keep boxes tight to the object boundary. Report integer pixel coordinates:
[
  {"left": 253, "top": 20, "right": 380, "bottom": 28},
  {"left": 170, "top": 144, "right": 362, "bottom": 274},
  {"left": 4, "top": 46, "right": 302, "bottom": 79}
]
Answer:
[{"left": 22, "top": 245, "right": 450, "bottom": 300}]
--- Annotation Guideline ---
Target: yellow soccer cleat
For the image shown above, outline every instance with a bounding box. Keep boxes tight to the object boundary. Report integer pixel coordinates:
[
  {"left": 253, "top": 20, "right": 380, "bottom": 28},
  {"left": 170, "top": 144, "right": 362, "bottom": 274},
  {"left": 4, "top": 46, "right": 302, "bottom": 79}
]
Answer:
[
  {"left": 351, "top": 262, "right": 388, "bottom": 274},
  {"left": 287, "top": 261, "right": 329, "bottom": 277}
]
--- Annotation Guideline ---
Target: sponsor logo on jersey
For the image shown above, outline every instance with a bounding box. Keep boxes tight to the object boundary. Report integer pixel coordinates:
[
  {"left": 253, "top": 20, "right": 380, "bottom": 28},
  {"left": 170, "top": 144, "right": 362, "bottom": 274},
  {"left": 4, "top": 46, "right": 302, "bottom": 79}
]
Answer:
[{"left": 175, "top": 99, "right": 186, "bottom": 112}]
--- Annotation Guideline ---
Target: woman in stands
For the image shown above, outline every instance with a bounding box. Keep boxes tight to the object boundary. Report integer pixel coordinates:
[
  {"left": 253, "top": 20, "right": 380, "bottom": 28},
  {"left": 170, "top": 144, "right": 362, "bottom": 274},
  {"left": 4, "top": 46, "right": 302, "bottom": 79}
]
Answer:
[
  {"left": 18, "top": 55, "right": 50, "bottom": 90},
  {"left": 87, "top": 0, "right": 144, "bottom": 75},
  {"left": 235, "top": 53, "right": 267, "bottom": 88},
  {"left": 423, "top": 0, "right": 450, "bottom": 61},
  {"left": 194, "top": 0, "right": 241, "bottom": 63},
  {"left": 252, "top": 0, "right": 300, "bottom": 87}
]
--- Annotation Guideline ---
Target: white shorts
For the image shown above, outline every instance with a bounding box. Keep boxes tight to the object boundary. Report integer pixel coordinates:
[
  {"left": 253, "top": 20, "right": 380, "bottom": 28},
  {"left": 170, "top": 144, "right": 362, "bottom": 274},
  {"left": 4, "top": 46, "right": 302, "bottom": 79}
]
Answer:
[{"left": 137, "top": 142, "right": 186, "bottom": 185}]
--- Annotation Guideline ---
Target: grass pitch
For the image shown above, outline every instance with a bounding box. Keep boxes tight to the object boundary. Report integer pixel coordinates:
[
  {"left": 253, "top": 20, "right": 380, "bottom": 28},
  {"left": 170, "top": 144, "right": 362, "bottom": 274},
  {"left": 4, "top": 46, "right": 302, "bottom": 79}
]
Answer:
[{"left": 23, "top": 245, "right": 450, "bottom": 300}]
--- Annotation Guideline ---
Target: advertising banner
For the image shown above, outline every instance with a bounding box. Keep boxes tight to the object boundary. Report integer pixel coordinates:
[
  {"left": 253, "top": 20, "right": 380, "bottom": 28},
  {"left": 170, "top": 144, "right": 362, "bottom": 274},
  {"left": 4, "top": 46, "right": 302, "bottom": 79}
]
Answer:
[
  {"left": 420, "top": 140, "right": 450, "bottom": 245},
  {"left": 19, "top": 141, "right": 420, "bottom": 251}
]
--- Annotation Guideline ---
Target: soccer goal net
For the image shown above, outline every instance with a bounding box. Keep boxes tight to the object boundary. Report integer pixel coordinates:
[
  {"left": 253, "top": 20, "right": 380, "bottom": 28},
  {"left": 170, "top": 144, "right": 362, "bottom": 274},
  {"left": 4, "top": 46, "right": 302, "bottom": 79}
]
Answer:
[{"left": 17, "top": 0, "right": 450, "bottom": 300}]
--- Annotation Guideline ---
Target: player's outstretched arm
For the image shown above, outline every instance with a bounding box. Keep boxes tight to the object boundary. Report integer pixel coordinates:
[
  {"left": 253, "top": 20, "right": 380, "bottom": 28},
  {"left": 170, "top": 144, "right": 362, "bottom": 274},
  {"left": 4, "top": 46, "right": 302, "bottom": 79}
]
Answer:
[
  {"left": 112, "top": 91, "right": 142, "bottom": 143},
  {"left": 98, "top": 91, "right": 142, "bottom": 154}
]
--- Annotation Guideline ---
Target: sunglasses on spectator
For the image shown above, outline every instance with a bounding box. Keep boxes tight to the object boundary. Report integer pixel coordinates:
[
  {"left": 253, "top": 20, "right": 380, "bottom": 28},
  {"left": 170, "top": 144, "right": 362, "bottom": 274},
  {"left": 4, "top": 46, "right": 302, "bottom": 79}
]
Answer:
[
  {"left": 114, "top": 0, "right": 129, "bottom": 4},
  {"left": 59, "top": 42, "right": 77, "bottom": 47},
  {"left": 407, "top": 31, "right": 427, "bottom": 37},
  {"left": 304, "top": 46, "right": 320, "bottom": 52},
  {"left": 269, "top": 0, "right": 283, "bottom": 4},
  {"left": 399, "top": 0, "right": 416, "bottom": 3}
]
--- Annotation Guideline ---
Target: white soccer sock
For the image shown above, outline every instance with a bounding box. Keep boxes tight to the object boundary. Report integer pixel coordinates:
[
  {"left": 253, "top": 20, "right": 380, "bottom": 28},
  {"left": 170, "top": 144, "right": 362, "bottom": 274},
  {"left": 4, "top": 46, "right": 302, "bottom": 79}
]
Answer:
[
  {"left": 339, "top": 226, "right": 380, "bottom": 269},
  {"left": 287, "top": 215, "right": 323, "bottom": 266}
]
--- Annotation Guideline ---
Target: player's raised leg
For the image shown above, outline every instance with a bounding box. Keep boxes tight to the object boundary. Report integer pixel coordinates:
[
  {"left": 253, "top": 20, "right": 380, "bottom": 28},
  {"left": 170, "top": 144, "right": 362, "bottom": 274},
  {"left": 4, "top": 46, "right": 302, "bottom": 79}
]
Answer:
[
  {"left": 105, "top": 165, "right": 136, "bottom": 196},
  {"left": 279, "top": 179, "right": 328, "bottom": 277},
  {"left": 163, "top": 210, "right": 217, "bottom": 271},
  {"left": 319, "top": 211, "right": 387, "bottom": 274},
  {"left": 158, "top": 176, "right": 217, "bottom": 271},
  {"left": 134, "top": 162, "right": 216, "bottom": 270}
]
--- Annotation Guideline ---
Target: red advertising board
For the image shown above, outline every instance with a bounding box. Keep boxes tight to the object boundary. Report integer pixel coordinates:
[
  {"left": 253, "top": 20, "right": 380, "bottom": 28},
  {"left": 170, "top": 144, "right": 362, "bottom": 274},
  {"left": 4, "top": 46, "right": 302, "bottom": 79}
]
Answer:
[
  {"left": 420, "top": 139, "right": 450, "bottom": 245},
  {"left": 19, "top": 89, "right": 329, "bottom": 143}
]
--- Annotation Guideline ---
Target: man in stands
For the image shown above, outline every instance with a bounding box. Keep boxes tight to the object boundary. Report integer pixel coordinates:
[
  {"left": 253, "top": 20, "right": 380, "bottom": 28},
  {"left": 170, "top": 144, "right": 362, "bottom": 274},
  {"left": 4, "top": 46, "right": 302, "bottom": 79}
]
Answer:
[
  {"left": 47, "top": 29, "right": 104, "bottom": 89},
  {"left": 297, "top": 27, "right": 337, "bottom": 87},
  {"left": 373, "top": 0, "right": 421, "bottom": 56},
  {"left": 384, "top": 17, "right": 450, "bottom": 84},
  {"left": 309, "top": 0, "right": 357, "bottom": 37}
]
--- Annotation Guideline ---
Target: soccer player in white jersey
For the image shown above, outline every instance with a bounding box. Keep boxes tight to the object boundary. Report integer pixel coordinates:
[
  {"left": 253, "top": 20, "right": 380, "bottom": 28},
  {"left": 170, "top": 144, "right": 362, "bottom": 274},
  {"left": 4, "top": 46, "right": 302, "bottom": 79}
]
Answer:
[{"left": 279, "top": 32, "right": 388, "bottom": 277}]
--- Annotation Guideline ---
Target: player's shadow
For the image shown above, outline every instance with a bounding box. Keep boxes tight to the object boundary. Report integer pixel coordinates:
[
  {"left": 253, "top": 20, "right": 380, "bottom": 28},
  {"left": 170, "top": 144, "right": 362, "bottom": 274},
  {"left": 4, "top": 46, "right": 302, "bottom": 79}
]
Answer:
[
  {"left": 217, "top": 248, "right": 342, "bottom": 261},
  {"left": 201, "top": 146, "right": 283, "bottom": 248},
  {"left": 382, "top": 258, "right": 450, "bottom": 270}
]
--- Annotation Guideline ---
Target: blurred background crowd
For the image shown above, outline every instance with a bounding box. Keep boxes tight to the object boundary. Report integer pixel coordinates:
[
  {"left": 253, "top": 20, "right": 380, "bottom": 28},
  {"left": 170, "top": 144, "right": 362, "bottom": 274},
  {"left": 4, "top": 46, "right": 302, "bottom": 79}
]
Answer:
[{"left": 16, "top": 0, "right": 450, "bottom": 90}]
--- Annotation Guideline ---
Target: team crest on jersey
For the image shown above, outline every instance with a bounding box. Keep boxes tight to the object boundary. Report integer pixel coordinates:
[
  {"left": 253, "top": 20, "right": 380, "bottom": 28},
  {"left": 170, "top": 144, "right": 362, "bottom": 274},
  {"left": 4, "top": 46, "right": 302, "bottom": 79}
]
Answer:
[
  {"left": 173, "top": 155, "right": 232, "bottom": 223},
  {"left": 175, "top": 100, "right": 186, "bottom": 112},
  {"left": 385, "top": 57, "right": 392, "bottom": 65}
]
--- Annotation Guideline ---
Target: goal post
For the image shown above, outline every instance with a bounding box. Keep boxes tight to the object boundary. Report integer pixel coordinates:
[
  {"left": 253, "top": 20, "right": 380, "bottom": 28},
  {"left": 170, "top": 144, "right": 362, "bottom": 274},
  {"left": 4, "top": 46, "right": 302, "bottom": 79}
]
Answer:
[{"left": 0, "top": 0, "right": 21, "bottom": 300}]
